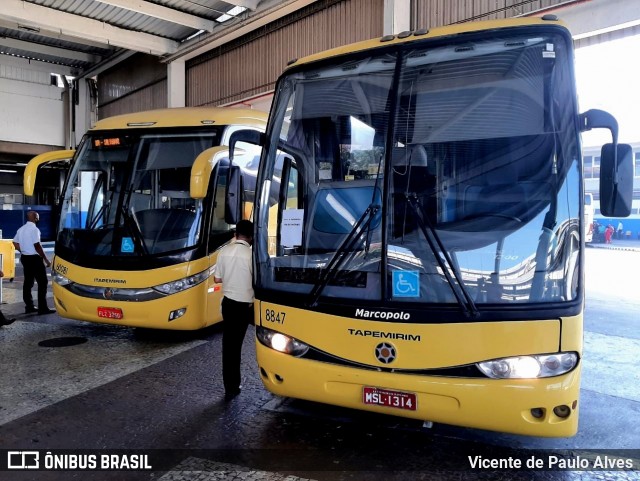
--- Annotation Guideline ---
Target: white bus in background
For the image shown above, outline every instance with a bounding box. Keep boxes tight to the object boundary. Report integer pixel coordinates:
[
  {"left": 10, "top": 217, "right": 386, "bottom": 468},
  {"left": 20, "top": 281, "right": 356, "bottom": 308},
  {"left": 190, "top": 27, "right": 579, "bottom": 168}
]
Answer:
[{"left": 585, "top": 193, "right": 594, "bottom": 243}]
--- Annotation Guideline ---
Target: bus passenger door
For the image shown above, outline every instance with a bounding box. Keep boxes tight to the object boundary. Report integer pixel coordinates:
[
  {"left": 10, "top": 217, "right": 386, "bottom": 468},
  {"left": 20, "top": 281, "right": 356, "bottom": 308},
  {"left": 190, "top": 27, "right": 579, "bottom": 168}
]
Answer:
[{"left": 206, "top": 161, "right": 234, "bottom": 324}]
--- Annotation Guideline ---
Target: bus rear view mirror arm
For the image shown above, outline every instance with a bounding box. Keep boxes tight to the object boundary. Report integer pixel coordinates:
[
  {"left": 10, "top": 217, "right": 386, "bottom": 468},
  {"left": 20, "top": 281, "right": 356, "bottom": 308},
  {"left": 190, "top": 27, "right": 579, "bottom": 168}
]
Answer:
[
  {"left": 229, "top": 130, "right": 265, "bottom": 162},
  {"left": 579, "top": 109, "right": 618, "bottom": 145}
]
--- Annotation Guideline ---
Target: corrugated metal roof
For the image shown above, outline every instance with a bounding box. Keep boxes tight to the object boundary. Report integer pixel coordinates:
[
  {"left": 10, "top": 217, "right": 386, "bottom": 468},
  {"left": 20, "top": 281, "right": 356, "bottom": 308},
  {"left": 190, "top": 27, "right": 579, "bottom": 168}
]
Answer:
[
  {"left": 0, "top": 0, "right": 278, "bottom": 76},
  {"left": 0, "top": 25, "right": 117, "bottom": 70},
  {"left": 28, "top": 0, "right": 196, "bottom": 41},
  {"left": 155, "top": 0, "right": 239, "bottom": 21}
]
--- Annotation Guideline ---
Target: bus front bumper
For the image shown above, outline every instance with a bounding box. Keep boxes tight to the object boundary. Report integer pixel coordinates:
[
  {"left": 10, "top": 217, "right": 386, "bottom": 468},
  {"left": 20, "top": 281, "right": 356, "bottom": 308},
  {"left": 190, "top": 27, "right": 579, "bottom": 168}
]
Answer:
[
  {"left": 256, "top": 343, "right": 580, "bottom": 437},
  {"left": 53, "top": 283, "right": 221, "bottom": 330}
]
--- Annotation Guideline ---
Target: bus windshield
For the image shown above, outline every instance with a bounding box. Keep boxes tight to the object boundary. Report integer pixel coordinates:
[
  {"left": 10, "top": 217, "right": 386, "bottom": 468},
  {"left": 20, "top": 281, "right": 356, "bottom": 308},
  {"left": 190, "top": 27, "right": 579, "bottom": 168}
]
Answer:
[
  {"left": 58, "top": 128, "right": 223, "bottom": 262},
  {"left": 257, "top": 29, "right": 582, "bottom": 309}
]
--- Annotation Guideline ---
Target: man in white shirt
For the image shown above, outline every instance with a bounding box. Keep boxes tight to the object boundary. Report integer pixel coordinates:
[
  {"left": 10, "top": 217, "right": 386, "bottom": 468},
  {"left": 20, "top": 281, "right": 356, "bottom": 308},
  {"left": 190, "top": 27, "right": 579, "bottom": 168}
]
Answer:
[
  {"left": 213, "top": 219, "right": 254, "bottom": 400},
  {"left": 13, "top": 211, "right": 55, "bottom": 315}
]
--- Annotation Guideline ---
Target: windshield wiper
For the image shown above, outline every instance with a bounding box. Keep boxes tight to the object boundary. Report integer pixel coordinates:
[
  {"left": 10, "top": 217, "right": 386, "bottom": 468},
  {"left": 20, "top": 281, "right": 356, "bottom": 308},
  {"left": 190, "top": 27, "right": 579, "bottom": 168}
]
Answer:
[
  {"left": 307, "top": 203, "right": 381, "bottom": 308},
  {"left": 405, "top": 194, "right": 479, "bottom": 318}
]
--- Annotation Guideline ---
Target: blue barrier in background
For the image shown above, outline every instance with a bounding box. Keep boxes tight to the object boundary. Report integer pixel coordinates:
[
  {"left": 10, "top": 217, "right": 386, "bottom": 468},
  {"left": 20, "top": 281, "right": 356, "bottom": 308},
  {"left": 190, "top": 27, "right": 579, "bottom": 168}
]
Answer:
[{"left": 0, "top": 206, "right": 54, "bottom": 241}]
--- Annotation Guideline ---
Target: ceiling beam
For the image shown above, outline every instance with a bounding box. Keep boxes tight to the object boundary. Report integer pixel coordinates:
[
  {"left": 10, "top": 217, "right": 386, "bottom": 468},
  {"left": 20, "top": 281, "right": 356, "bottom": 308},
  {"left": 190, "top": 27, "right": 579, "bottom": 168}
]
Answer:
[
  {"left": 0, "top": 0, "right": 179, "bottom": 56},
  {"left": 167, "top": 0, "right": 317, "bottom": 63},
  {"left": 94, "top": 0, "right": 215, "bottom": 32},
  {"left": 0, "top": 54, "right": 74, "bottom": 76},
  {"left": 0, "top": 18, "right": 112, "bottom": 50},
  {"left": 0, "top": 37, "right": 101, "bottom": 64},
  {"left": 78, "top": 50, "right": 137, "bottom": 79}
]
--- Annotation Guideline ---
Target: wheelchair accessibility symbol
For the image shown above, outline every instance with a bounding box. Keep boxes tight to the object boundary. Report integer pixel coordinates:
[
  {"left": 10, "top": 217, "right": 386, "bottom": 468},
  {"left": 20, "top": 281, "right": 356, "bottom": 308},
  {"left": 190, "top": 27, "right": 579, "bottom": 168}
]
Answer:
[
  {"left": 121, "top": 237, "right": 134, "bottom": 253},
  {"left": 392, "top": 271, "right": 420, "bottom": 298}
]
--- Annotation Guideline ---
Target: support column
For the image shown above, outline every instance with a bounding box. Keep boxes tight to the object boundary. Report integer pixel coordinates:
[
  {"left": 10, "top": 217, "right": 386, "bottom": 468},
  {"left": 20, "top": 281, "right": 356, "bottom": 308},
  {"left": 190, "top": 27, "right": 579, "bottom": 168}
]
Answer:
[
  {"left": 74, "top": 79, "right": 96, "bottom": 148},
  {"left": 383, "top": 0, "right": 411, "bottom": 35},
  {"left": 167, "top": 60, "right": 186, "bottom": 108}
]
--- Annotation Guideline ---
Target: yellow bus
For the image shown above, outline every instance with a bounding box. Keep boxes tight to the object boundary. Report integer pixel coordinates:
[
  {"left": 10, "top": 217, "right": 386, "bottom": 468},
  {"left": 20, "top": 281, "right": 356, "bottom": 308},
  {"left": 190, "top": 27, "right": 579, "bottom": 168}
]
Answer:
[
  {"left": 25, "top": 107, "right": 266, "bottom": 330},
  {"left": 230, "top": 16, "right": 632, "bottom": 436}
]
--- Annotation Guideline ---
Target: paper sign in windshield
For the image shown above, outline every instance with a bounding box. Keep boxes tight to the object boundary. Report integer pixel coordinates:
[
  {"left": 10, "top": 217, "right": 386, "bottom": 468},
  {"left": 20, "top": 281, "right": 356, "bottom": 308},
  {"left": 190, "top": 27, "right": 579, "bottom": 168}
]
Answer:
[{"left": 281, "top": 209, "right": 304, "bottom": 247}]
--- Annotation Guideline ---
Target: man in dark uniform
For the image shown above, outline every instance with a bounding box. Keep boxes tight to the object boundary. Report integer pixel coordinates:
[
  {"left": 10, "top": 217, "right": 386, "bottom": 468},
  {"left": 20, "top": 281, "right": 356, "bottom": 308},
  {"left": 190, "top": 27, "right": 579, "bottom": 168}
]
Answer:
[{"left": 12, "top": 211, "right": 55, "bottom": 314}]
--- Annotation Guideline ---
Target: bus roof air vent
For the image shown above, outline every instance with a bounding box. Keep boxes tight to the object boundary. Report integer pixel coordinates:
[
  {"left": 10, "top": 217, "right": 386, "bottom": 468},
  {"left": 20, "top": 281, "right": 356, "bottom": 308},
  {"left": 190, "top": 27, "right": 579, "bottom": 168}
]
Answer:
[
  {"left": 126, "top": 122, "right": 156, "bottom": 127},
  {"left": 397, "top": 30, "right": 412, "bottom": 39},
  {"left": 287, "top": 58, "right": 298, "bottom": 65},
  {"left": 541, "top": 14, "right": 559, "bottom": 21},
  {"left": 414, "top": 28, "right": 429, "bottom": 36},
  {"left": 380, "top": 35, "right": 395, "bottom": 42}
]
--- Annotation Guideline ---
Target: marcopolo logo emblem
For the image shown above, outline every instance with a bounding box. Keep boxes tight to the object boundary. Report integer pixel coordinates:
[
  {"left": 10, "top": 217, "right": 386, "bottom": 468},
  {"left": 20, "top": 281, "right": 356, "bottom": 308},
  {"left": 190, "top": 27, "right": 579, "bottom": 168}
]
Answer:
[
  {"left": 7, "top": 451, "right": 39, "bottom": 469},
  {"left": 375, "top": 342, "right": 396, "bottom": 364}
]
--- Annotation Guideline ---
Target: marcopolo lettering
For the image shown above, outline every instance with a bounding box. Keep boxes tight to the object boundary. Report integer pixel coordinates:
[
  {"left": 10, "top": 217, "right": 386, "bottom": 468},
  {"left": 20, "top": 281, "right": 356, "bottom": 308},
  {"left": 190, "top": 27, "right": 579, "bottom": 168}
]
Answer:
[
  {"left": 348, "top": 328, "right": 420, "bottom": 341},
  {"left": 355, "top": 308, "right": 411, "bottom": 320}
]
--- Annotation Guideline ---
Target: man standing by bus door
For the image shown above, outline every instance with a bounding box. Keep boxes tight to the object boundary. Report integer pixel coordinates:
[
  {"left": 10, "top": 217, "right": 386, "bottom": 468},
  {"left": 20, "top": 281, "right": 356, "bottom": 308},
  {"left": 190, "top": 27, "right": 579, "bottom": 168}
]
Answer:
[
  {"left": 213, "top": 220, "right": 255, "bottom": 400},
  {"left": 13, "top": 211, "right": 55, "bottom": 315}
]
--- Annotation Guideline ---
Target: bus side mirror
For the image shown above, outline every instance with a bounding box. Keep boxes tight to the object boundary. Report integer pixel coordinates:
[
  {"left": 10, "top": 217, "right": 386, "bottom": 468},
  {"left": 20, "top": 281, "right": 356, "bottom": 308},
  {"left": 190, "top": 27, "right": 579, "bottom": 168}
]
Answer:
[
  {"left": 229, "top": 130, "right": 264, "bottom": 162},
  {"left": 600, "top": 143, "right": 632, "bottom": 217},
  {"left": 225, "top": 165, "right": 243, "bottom": 225},
  {"left": 24, "top": 149, "right": 75, "bottom": 196}
]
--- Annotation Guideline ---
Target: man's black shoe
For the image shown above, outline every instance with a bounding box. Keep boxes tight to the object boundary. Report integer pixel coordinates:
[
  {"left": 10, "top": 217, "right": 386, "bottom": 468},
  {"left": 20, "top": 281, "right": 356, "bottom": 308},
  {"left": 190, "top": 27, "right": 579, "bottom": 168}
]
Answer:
[
  {"left": 38, "top": 308, "right": 56, "bottom": 315},
  {"left": 224, "top": 389, "right": 241, "bottom": 401},
  {"left": 25, "top": 307, "right": 38, "bottom": 314}
]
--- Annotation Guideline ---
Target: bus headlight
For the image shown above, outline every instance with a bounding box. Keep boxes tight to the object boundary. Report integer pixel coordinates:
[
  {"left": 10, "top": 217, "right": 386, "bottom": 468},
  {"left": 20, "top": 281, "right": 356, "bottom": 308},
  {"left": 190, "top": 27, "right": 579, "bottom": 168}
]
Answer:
[
  {"left": 53, "top": 272, "right": 73, "bottom": 286},
  {"left": 477, "top": 352, "right": 578, "bottom": 379},
  {"left": 152, "top": 269, "right": 210, "bottom": 295},
  {"left": 256, "top": 326, "right": 309, "bottom": 357}
]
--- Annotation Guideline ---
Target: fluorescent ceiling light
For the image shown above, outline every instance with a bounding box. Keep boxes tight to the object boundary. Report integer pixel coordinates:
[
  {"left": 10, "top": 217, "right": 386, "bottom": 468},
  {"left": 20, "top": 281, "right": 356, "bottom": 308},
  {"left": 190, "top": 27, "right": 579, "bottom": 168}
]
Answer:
[
  {"left": 185, "top": 29, "right": 205, "bottom": 41},
  {"left": 216, "top": 6, "right": 247, "bottom": 23},
  {"left": 227, "top": 6, "right": 247, "bottom": 16}
]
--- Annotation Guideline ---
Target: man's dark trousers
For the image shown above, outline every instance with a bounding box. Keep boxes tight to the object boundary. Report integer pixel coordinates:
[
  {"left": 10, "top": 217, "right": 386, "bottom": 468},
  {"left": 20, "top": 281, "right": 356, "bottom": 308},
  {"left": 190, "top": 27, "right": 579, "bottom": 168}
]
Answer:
[
  {"left": 221, "top": 296, "right": 253, "bottom": 393},
  {"left": 20, "top": 254, "right": 48, "bottom": 310}
]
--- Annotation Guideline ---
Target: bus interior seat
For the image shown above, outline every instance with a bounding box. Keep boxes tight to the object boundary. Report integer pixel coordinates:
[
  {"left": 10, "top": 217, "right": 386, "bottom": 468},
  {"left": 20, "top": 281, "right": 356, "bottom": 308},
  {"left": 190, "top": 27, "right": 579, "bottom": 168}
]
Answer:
[
  {"left": 462, "top": 183, "right": 525, "bottom": 220},
  {"left": 391, "top": 145, "right": 436, "bottom": 237},
  {"left": 459, "top": 134, "right": 555, "bottom": 222},
  {"left": 130, "top": 192, "right": 152, "bottom": 212},
  {"left": 136, "top": 208, "right": 196, "bottom": 253},
  {"left": 304, "top": 180, "right": 382, "bottom": 253}
]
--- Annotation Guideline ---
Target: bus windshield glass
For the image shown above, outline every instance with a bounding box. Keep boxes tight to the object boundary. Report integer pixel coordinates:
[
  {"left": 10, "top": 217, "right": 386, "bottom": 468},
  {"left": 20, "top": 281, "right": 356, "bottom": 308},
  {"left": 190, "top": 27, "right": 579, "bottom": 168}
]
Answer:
[
  {"left": 257, "top": 30, "right": 583, "bottom": 309},
  {"left": 58, "top": 128, "right": 223, "bottom": 260}
]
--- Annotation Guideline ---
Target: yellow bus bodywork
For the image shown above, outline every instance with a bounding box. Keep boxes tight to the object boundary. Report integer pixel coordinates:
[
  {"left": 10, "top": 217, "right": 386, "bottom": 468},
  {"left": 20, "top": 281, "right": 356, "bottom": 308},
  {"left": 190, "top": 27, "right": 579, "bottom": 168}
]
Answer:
[
  {"left": 256, "top": 302, "right": 582, "bottom": 437},
  {"left": 286, "top": 17, "right": 566, "bottom": 70},
  {"left": 52, "top": 253, "right": 224, "bottom": 330},
  {"left": 92, "top": 107, "right": 267, "bottom": 131},
  {"left": 32, "top": 107, "right": 268, "bottom": 330}
]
